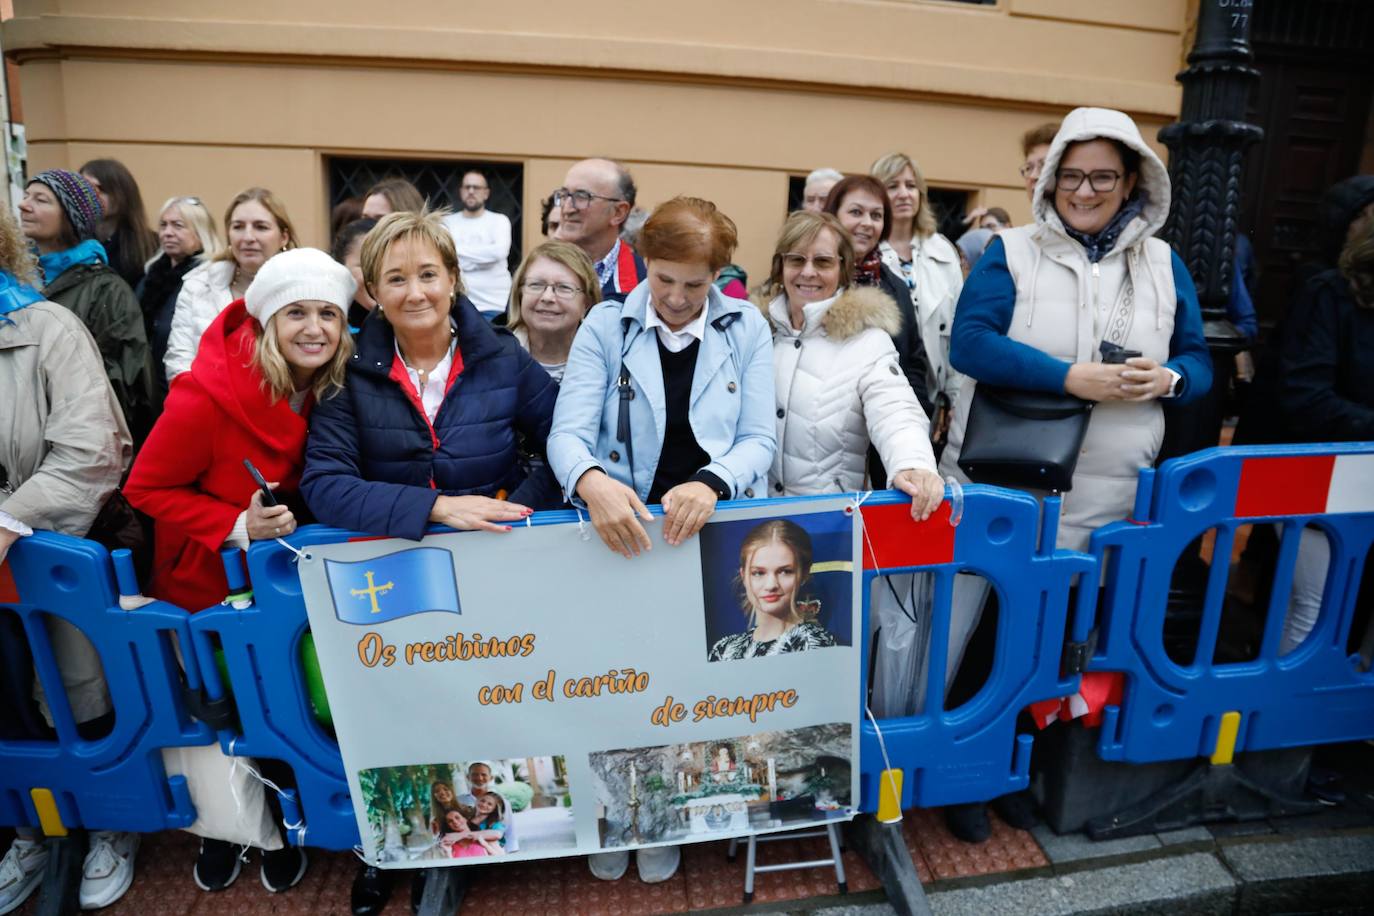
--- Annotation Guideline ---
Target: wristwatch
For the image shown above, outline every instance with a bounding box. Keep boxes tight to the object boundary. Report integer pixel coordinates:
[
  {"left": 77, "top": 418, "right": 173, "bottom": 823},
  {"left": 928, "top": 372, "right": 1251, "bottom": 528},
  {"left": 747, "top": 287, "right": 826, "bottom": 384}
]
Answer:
[{"left": 1165, "top": 368, "right": 1185, "bottom": 398}]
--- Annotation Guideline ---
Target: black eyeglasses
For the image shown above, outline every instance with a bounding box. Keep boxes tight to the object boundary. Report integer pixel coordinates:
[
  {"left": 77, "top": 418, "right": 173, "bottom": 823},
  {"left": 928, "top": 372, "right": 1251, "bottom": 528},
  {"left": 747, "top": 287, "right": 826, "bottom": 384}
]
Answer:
[
  {"left": 1054, "top": 169, "right": 1123, "bottom": 193},
  {"left": 552, "top": 188, "right": 623, "bottom": 210}
]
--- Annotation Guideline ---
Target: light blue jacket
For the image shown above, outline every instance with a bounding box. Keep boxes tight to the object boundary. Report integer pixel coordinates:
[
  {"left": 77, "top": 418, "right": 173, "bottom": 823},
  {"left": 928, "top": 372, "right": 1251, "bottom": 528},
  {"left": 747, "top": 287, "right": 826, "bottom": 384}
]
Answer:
[{"left": 547, "top": 281, "right": 776, "bottom": 504}]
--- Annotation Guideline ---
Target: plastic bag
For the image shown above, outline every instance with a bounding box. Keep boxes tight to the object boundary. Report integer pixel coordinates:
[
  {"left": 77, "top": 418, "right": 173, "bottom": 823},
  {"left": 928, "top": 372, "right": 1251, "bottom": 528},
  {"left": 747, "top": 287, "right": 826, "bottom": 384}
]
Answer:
[{"left": 161, "top": 744, "right": 283, "bottom": 850}]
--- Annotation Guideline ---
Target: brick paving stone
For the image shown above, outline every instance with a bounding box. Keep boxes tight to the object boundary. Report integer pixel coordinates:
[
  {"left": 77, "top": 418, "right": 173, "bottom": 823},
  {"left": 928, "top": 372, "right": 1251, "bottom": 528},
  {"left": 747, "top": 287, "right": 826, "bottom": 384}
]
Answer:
[
  {"left": 12, "top": 808, "right": 1035, "bottom": 914},
  {"left": 907, "top": 807, "right": 1047, "bottom": 880}
]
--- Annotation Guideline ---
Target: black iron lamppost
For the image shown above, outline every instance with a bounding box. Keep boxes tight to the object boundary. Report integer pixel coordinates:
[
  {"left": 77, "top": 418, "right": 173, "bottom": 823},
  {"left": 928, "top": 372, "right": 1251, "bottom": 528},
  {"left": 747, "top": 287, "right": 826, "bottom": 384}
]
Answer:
[{"left": 1157, "top": 0, "right": 1263, "bottom": 461}]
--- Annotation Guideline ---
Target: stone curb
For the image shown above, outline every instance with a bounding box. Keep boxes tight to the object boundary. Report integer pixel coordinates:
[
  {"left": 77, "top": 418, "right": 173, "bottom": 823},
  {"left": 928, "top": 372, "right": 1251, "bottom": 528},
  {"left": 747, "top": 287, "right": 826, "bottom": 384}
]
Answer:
[{"left": 796, "top": 831, "right": 1374, "bottom": 916}]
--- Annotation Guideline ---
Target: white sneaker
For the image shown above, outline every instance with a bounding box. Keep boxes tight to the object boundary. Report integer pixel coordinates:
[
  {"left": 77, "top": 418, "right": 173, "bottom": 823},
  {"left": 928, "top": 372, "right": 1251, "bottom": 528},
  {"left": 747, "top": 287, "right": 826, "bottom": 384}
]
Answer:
[
  {"left": 635, "top": 845, "right": 681, "bottom": 883},
  {"left": 79, "top": 831, "right": 139, "bottom": 910},
  {"left": 587, "top": 849, "right": 629, "bottom": 880},
  {"left": 0, "top": 839, "right": 48, "bottom": 916}
]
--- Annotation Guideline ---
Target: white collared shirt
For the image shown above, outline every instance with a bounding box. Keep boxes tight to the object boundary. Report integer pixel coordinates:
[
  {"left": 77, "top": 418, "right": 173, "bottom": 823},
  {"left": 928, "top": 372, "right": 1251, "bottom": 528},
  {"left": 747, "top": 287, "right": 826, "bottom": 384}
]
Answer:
[
  {"left": 644, "top": 302, "right": 709, "bottom": 353},
  {"left": 396, "top": 337, "right": 457, "bottom": 423}
]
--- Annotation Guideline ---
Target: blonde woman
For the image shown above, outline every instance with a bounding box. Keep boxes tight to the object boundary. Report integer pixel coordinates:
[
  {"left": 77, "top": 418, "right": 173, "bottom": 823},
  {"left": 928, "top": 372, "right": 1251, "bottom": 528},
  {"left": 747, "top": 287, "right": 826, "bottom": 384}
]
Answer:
[
  {"left": 164, "top": 187, "right": 298, "bottom": 380},
  {"left": 139, "top": 195, "right": 222, "bottom": 390},
  {"left": 125, "top": 248, "right": 355, "bottom": 892},
  {"left": 708, "top": 519, "right": 836, "bottom": 661},
  {"left": 871, "top": 152, "right": 966, "bottom": 438},
  {"left": 505, "top": 240, "right": 601, "bottom": 382},
  {"left": 301, "top": 210, "right": 562, "bottom": 540}
]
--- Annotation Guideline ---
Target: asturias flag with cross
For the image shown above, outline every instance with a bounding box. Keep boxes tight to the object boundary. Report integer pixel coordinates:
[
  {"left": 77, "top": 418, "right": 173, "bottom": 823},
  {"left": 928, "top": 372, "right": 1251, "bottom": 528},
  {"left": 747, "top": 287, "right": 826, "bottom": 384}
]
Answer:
[{"left": 324, "top": 547, "right": 461, "bottom": 624}]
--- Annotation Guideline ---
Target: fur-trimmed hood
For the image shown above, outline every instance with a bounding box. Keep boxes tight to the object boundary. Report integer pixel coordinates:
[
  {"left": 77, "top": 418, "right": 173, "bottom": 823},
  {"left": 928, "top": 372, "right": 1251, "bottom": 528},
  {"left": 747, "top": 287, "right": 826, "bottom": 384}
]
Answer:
[
  {"left": 760, "top": 285, "right": 903, "bottom": 342},
  {"left": 1030, "top": 106, "right": 1171, "bottom": 253}
]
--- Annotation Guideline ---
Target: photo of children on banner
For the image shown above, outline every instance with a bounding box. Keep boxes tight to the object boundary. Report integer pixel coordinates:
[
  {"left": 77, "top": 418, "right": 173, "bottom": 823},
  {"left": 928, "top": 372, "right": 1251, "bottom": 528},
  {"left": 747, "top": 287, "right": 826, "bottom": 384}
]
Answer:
[
  {"left": 358, "top": 757, "right": 575, "bottom": 865},
  {"left": 589, "top": 723, "right": 852, "bottom": 848},
  {"left": 700, "top": 513, "right": 854, "bottom": 661}
]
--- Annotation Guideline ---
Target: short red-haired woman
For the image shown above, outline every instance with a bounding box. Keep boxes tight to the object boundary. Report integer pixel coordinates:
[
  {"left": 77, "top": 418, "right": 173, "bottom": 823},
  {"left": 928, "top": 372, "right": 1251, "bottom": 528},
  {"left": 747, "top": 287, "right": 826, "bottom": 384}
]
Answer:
[
  {"left": 547, "top": 198, "right": 776, "bottom": 882},
  {"left": 549, "top": 196, "right": 775, "bottom": 560}
]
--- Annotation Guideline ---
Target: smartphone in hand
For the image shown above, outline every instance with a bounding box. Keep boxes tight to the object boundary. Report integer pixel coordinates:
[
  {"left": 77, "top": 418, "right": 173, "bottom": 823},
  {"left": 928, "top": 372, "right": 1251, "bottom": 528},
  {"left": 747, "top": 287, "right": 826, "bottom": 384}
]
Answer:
[
  {"left": 1100, "top": 341, "right": 1143, "bottom": 365},
  {"left": 242, "top": 459, "right": 278, "bottom": 506}
]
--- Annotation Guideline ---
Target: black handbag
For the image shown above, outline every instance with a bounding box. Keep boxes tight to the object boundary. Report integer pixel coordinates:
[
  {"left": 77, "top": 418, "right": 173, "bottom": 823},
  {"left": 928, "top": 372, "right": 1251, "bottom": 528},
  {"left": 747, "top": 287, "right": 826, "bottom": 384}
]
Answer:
[{"left": 957, "top": 385, "right": 1093, "bottom": 492}]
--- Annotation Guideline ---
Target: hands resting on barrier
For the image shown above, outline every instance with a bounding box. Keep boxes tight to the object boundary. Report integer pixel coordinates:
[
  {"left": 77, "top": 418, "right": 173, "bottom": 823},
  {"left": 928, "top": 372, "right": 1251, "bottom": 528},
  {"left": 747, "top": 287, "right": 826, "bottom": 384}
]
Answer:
[
  {"left": 575, "top": 466, "right": 947, "bottom": 560},
  {"left": 892, "top": 469, "right": 945, "bottom": 522},
  {"left": 0, "top": 527, "right": 19, "bottom": 566}
]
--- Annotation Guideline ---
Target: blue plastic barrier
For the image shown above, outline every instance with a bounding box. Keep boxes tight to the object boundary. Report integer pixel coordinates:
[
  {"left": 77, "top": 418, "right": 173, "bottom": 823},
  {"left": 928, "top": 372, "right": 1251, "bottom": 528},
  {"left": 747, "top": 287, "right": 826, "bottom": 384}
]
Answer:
[
  {"left": 855, "top": 487, "right": 1097, "bottom": 811},
  {"left": 201, "top": 529, "right": 364, "bottom": 851},
  {"left": 1090, "top": 444, "right": 1374, "bottom": 765},
  {"left": 6, "top": 445, "right": 1365, "bottom": 846},
  {"left": 0, "top": 532, "right": 207, "bottom": 834}
]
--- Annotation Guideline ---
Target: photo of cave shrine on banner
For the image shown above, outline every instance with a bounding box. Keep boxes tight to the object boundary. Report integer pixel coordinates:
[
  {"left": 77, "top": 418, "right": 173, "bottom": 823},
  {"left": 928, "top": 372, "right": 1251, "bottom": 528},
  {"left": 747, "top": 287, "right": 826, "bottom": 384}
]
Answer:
[
  {"left": 358, "top": 756, "right": 576, "bottom": 864},
  {"left": 588, "top": 722, "right": 852, "bottom": 848}
]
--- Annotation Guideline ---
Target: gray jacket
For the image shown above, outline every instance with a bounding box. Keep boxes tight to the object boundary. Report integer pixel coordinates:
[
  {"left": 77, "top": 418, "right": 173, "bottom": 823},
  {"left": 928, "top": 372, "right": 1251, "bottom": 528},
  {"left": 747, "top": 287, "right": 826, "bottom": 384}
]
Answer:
[{"left": 1, "top": 299, "right": 131, "bottom": 537}]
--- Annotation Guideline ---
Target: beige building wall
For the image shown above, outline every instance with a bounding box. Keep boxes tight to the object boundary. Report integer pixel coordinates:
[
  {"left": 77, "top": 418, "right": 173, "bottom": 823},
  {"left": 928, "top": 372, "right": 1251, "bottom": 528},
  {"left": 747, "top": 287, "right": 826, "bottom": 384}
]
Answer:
[{"left": 3, "top": 0, "right": 1187, "bottom": 284}]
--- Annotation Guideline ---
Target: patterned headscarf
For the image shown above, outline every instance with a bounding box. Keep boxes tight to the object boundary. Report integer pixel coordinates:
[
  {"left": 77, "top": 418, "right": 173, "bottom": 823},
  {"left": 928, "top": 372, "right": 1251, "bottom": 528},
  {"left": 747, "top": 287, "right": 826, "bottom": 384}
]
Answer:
[{"left": 28, "top": 169, "right": 104, "bottom": 242}]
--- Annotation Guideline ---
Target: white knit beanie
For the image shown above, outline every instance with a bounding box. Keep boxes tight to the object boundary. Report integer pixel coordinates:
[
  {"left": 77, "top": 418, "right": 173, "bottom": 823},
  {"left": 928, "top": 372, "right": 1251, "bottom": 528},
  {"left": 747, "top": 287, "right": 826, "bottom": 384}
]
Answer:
[{"left": 244, "top": 247, "right": 357, "bottom": 327}]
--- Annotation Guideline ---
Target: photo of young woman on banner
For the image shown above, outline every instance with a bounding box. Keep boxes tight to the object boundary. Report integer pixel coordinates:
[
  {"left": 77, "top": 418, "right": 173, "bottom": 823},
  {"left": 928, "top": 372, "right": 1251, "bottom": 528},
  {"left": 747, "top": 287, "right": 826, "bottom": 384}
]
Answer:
[{"left": 700, "top": 511, "right": 855, "bottom": 661}]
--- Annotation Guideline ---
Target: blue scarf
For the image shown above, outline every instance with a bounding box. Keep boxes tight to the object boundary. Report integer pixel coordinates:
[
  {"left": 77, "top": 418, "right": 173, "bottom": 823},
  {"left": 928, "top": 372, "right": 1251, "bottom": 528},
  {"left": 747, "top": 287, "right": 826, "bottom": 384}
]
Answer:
[
  {"left": 37, "top": 238, "right": 108, "bottom": 286},
  {"left": 0, "top": 269, "right": 45, "bottom": 326},
  {"left": 1062, "top": 196, "right": 1146, "bottom": 263}
]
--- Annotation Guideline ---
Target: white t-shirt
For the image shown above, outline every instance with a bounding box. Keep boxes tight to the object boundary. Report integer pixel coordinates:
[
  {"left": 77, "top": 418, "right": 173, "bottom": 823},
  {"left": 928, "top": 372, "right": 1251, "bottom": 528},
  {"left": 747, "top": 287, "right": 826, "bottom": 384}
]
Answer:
[{"left": 442, "top": 210, "right": 513, "bottom": 317}]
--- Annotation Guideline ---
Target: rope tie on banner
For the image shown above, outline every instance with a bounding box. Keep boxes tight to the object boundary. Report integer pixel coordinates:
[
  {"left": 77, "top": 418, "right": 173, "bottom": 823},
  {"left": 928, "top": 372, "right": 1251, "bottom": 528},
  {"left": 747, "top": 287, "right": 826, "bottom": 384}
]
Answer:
[
  {"left": 226, "top": 737, "right": 307, "bottom": 844},
  {"left": 275, "top": 539, "right": 312, "bottom": 563},
  {"left": 848, "top": 487, "right": 905, "bottom": 821},
  {"left": 864, "top": 704, "right": 903, "bottom": 824},
  {"left": 574, "top": 505, "right": 592, "bottom": 542}
]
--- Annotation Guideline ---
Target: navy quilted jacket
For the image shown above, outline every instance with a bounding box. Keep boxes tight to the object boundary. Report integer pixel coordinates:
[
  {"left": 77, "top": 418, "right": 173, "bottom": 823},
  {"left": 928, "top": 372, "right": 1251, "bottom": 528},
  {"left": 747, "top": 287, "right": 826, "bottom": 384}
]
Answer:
[{"left": 301, "top": 296, "right": 560, "bottom": 540}]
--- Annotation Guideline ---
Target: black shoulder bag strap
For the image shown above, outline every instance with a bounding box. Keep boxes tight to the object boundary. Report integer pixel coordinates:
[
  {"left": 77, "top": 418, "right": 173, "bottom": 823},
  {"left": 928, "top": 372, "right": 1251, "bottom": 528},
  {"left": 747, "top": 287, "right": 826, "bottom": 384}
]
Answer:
[{"left": 616, "top": 317, "right": 636, "bottom": 483}]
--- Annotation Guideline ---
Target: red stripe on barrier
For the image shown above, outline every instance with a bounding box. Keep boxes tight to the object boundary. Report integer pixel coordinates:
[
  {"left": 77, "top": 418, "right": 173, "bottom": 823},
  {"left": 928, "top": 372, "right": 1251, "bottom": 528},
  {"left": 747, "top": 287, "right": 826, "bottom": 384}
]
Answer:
[
  {"left": 347, "top": 536, "right": 389, "bottom": 543},
  {"left": 1234, "top": 455, "right": 1335, "bottom": 517},
  {"left": 859, "top": 502, "right": 955, "bottom": 570},
  {"left": 0, "top": 562, "right": 17, "bottom": 604}
]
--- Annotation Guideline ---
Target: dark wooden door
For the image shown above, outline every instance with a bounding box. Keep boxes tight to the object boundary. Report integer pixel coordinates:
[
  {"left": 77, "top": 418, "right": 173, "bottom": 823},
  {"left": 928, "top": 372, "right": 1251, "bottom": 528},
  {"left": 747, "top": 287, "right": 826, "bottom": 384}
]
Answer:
[{"left": 1239, "top": 0, "right": 1374, "bottom": 330}]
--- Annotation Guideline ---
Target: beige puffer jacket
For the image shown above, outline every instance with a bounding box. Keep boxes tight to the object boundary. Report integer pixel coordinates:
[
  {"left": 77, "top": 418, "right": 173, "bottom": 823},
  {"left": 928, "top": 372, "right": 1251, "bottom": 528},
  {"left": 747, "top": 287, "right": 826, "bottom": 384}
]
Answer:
[
  {"left": 764, "top": 286, "right": 936, "bottom": 496},
  {"left": 1, "top": 299, "right": 131, "bottom": 724}
]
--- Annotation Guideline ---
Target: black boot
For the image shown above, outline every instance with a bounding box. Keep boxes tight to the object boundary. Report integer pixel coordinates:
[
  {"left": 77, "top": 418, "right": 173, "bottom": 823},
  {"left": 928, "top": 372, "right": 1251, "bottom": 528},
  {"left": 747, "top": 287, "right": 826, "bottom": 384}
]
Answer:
[
  {"left": 992, "top": 790, "right": 1039, "bottom": 830},
  {"left": 944, "top": 802, "right": 991, "bottom": 843},
  {"left": 350, "top": 862, "right": 393, "bottom": 916}
]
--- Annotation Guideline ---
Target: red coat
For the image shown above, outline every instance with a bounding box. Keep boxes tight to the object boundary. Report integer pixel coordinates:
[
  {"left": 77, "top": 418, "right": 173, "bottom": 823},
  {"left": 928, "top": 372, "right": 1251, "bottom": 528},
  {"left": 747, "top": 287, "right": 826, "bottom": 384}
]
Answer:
[{"left": 125, "top": 300, "right": 312, "bottom": 612}]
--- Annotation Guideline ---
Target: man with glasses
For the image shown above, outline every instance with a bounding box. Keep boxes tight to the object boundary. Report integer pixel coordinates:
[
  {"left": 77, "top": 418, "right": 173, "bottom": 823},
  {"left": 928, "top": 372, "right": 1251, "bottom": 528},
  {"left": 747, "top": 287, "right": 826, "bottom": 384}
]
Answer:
[
  {"left": 553, "top": 158, "right": 645, "bottom": 303},
  {"left": 442, "top": 169, "right": 512, "bottom": 320}
]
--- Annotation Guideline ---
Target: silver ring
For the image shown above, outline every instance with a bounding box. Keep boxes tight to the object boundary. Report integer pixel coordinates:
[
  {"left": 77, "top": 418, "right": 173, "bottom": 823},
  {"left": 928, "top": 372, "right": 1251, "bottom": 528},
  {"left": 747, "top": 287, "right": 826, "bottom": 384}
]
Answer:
[{"left": 275, "top": 526, "right": 282, "bottom": 535}]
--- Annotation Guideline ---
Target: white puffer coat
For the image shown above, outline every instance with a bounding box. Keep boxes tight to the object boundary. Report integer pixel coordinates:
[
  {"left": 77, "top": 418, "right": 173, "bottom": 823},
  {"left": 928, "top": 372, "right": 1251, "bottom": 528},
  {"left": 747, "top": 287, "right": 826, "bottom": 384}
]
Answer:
[
  {"left": 765, "top": 286, "right": 937, "bottom": 496},
  {"left": 164, "top": 259, "right": 235, "bottom": 381}
]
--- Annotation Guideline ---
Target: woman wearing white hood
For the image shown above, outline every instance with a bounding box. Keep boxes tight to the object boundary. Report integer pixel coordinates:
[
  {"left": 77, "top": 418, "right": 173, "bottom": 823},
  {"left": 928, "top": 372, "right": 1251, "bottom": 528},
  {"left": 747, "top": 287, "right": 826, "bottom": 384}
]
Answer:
[
  {"left": 943, "top": 107, "right": 1211, "bottom": 549},
  {"left": 933, "top": 108, "right": 1211, "bottom": 843}
]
